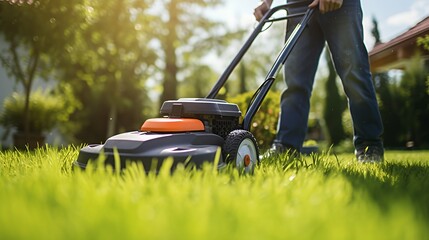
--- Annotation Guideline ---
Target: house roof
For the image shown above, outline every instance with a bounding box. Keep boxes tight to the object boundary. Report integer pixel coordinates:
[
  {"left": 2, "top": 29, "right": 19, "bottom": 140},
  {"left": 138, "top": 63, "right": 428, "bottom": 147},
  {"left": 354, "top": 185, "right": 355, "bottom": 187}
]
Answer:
[
  {"left": 369, "top": 16, "right": 429, "bottom": 72},
  {"left": 370, "top": 16, "right": 429, "bottom": 56}
]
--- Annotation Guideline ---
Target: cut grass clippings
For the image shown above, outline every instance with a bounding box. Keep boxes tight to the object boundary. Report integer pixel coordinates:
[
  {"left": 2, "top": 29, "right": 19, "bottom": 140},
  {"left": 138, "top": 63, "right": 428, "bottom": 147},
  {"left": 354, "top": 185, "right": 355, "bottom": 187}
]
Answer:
[{"left": 0, "top": 146, "right": 428, "bottom": 240}]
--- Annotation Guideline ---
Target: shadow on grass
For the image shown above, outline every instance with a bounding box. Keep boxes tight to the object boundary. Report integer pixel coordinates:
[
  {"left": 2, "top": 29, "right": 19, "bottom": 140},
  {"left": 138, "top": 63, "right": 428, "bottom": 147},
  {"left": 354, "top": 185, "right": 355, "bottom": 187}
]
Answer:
[
  {"left": 339, "top": 161, "right": 429, "bottom": 221},
  {"left": 263, "top": 152, "right": 429, "bottom": 223}
]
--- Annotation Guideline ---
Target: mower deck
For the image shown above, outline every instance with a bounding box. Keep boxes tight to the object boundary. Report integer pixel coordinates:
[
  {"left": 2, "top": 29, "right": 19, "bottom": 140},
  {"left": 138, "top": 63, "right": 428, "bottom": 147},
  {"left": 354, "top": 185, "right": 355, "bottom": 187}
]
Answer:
[{"left": 74, "top": 131, "right": 226, "bottom": 171}]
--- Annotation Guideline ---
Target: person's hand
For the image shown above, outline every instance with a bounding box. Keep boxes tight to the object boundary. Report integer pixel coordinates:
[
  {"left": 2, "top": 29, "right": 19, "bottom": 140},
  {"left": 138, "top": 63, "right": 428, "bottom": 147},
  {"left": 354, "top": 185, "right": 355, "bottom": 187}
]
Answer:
[
  {"left": 254, "top": 0, "right": 272, "bottom": 22},
  {"left": 309, "top": 0, "right": 343, "bottom": 14}
]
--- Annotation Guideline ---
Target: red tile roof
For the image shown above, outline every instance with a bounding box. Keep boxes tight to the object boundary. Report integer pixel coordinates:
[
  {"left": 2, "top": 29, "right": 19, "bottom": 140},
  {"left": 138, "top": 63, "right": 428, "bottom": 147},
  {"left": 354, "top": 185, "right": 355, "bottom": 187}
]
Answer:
[{"left": 370, "top": 16, "right": 429, "bottom": 56}]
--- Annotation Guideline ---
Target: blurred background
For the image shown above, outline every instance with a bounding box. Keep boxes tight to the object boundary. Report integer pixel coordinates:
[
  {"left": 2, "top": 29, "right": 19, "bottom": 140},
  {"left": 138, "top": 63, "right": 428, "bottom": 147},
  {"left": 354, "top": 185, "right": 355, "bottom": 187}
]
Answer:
[{"left": 0, "top": 0, "right": 428, "bottom": 151}]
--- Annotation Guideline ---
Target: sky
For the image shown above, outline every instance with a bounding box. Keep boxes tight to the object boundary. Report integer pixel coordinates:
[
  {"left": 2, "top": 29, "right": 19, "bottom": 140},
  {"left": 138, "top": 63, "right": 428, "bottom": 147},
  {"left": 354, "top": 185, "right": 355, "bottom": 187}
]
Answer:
[{"left": 220, "top": 0, "right": 429, "bottom": 49}]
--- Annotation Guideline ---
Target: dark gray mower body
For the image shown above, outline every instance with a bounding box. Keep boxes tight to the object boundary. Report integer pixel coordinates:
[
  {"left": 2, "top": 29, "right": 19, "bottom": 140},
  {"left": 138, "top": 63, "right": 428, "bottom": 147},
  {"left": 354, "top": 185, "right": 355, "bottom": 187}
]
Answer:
[
  {"left": 74, "top": 131, "right": 226, "bottom": 171},
  {"left": 74, "top": 98, "right": 242, "bottom": 171}
]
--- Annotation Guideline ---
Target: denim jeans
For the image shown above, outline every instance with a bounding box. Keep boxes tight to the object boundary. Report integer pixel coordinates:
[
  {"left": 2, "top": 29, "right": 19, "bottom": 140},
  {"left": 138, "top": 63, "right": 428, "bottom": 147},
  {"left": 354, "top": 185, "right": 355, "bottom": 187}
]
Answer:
[{"left": 276, "top": 0, "right": 384, "bottom": 151}]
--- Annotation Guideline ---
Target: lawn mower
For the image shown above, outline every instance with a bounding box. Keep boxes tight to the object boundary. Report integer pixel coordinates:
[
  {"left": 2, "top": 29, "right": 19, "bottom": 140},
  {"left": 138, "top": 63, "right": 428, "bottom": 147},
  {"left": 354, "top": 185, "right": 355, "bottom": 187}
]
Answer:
[{"left": 74, "top": 2, "right": 315, "bottom": 173}]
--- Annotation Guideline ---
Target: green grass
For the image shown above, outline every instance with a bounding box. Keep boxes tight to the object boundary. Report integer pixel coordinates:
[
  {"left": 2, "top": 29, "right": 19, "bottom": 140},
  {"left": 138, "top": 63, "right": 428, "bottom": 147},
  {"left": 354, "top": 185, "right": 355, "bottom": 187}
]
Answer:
[{"left": 1, "top": 147, "right": 428, "bottom": 240}]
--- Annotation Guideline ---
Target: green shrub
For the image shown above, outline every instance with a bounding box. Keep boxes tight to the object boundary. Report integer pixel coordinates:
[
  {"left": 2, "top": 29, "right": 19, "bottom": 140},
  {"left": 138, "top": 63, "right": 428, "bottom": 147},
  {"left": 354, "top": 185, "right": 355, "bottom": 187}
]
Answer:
[
  {"left": 0, "top": 90, "right": 66, "bottom": 134},
  {"left": 228, "top": 91, "right": 280, "bottom": 150}
]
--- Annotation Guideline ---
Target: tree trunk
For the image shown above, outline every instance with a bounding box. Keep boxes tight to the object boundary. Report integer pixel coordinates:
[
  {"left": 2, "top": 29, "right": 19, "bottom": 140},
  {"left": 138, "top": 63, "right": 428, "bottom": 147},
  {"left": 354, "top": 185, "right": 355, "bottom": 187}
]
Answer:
[
  {"left": 11, "top": 39, "right": 39, "bottom": 139},
  {"left": 239, "top": 62, "right": 247, "bottom": 94},
  {"left": 160, "top": 0, "right": 179, "bottom": 107},
  {"left": 23, "top": 45, "right": 39, "bottom": 138}
]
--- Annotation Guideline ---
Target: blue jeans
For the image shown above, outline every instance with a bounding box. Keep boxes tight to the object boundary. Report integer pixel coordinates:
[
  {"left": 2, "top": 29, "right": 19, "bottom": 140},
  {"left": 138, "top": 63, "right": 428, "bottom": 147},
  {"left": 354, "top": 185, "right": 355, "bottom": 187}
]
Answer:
[{"left": 276, "top": 0, "right": 383, "bottom": 151}]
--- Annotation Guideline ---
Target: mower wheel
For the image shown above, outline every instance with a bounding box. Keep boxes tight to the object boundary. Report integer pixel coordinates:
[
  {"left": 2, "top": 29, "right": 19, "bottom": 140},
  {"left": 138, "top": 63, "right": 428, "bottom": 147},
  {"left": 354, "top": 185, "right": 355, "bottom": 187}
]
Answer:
[{"left": 223, "top": 129, "right": 259, "bottom": 173}]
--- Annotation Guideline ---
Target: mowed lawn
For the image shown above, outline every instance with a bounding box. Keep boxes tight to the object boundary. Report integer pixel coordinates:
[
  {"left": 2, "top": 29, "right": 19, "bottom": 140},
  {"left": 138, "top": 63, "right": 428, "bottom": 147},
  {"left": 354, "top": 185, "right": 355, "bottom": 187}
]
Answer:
[{"left": 0, "top": 147, "right": 428, "bottom": 240}]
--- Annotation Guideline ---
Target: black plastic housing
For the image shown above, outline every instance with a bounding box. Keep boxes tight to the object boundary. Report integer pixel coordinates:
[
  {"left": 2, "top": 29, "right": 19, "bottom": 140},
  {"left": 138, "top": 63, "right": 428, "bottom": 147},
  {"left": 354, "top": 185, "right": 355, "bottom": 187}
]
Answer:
[
  {"left": 160, "top": 98, "right": 241, "bottom": 118},
  {"left": 160, "top": 98, "right": 242, "bottom": 139}
]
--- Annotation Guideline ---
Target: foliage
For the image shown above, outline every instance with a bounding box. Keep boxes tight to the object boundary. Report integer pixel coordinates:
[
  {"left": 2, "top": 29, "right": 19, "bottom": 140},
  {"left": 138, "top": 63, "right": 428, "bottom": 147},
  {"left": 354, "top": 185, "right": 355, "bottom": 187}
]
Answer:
[
  {"left": 179, "top": 64, "right": 219, "bottom": 98},
  {"left": 417, "top": 34, "right": 429, "bottom": 95},
  {"left": 0, "top": 147, "right": 429, "bottom": 239},
  {"left": 227, "top": 91, "right": 280, "bottom": 150},
  {"left": 227, "top": 80, "right": 326, "bottom": 150},
  {"left": 371, "top": 16, "right": 382, "bottom": 46},
  {"left": 0, "top": 0, "right": 86, "bottom": 136},
  {"left": 53, "top": 0, "right": 237, "bottom": 143},
  {"left": 155, "top": 0, "right": 238, "bottom": 106},
  {"left": 417, "top": 34, "right": 429, "bottom": 51},
  {"left": 223, "top": 21, "right": 288, "bottom": 97},
  {"left": 54, "top": 0, "right": 157, "bottom": 143},
  {"left": 374, "top": 55, "right": 429, "bottom": 148},
  {"left": 398, "top": 56, "right": 429, "bottom": 147},
  {"left": 0, "top": 90, "right": 67, "bottom": 135},
  {"left": 373, "top": 72, "right": 403, "bottom": 147}
]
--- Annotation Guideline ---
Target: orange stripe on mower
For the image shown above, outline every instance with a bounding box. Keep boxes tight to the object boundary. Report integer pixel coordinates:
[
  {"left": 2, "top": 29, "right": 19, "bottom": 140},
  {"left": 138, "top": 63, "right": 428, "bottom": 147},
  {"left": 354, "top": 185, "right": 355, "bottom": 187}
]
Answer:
[{"left": 140, "top": 118, "right": 205, "bottom": 132}]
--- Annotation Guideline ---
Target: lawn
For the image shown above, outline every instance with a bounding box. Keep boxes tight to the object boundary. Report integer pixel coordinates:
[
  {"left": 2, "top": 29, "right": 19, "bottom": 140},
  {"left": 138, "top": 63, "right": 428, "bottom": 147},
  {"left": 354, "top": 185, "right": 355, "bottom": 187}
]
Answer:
[{"left": 0, "top": 147, "right": 428, "bottom": 240}]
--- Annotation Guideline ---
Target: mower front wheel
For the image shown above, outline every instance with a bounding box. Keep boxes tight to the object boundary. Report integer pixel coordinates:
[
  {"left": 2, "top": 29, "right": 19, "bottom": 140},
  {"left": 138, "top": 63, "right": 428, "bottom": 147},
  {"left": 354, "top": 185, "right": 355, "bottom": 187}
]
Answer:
[{"left": 223, "top": 130, "right": 259, "bottom": 173}]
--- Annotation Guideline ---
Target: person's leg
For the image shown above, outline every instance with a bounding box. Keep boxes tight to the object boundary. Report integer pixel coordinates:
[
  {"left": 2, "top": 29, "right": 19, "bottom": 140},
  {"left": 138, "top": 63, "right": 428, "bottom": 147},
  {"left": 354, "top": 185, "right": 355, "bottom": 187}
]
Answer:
[
  {"left": 275, "top": 4, "right": 325, "bottom": 151},
  {"left": 320, "top": 0, "right": 384, "bottom": 159}
]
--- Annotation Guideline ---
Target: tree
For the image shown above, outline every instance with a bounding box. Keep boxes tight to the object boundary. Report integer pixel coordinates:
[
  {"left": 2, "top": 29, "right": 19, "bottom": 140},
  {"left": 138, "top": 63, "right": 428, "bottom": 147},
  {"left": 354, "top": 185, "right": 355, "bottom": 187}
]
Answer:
[
  {"left": 371, "top": 16, "right": 382, "bottom": 46},
  {"left": 239, "top": 63, "right": 247, "bottom": 94},
  {"left": 154, "top": 0, "right": 224, "bottom": 106},
  {"left": 399, "top": 56, "right": 429, "bottom": 147},
  {"left": 217, "top": 21, "right": 286, "bottom": 98},
  {"left": 179, "top": 64, "right": 218, "bottom": 98},
  {"left": 0, "top": 0, "right": 85, "bottom": 140},
  {"left": 372, "top": 72, "right": 404, "bottom": 147},
  {"left": 54, "top": 0, "right": 157, "bottom": 143}
]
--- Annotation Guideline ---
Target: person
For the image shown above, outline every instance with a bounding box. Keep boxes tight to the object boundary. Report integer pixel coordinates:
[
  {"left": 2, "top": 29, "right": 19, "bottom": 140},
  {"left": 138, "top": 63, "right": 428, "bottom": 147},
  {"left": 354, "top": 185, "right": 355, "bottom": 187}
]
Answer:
[{"left": 253, "top": 0, "right": 385, "bottom": 162}]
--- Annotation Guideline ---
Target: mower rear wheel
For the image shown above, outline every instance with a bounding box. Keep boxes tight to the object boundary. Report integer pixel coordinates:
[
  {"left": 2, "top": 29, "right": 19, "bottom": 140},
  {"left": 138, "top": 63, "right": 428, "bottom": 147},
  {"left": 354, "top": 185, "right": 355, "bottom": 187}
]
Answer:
[{"left": 223, "top": 130, "right": 259, "bottom": 173}]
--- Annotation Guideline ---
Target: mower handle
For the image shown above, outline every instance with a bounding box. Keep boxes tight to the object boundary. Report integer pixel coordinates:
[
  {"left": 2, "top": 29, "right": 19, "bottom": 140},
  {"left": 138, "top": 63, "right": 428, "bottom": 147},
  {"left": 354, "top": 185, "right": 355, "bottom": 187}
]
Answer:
[
  {"left": 243, "top": 6, "right": 315, "bottom": 131},
  {"left": 206, "top": 0, "right": 314, "bottom": 99}
]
